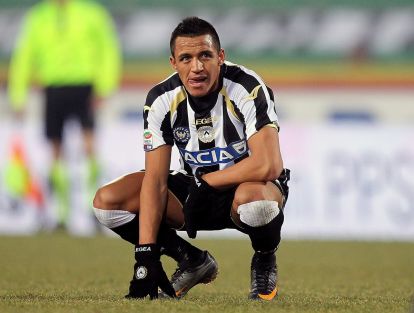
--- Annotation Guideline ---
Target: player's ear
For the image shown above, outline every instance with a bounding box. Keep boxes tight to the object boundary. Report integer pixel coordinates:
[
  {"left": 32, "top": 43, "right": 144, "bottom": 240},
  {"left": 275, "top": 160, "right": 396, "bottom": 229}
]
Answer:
[
  {"left": 170, "top": 56, "right": 177, "bottom": 70},
  {"left": 218, "top": 48, "right": 225, "bottom": 65}
]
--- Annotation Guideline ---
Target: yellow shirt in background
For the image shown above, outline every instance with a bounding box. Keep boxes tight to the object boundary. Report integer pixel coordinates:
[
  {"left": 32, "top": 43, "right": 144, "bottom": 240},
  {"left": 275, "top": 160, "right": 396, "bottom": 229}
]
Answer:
[{"left": 8, "top": 0, "right": 122, "bottom": 109}]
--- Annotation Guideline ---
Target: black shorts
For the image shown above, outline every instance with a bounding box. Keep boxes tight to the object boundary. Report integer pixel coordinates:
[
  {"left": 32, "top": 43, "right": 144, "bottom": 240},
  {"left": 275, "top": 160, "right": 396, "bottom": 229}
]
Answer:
[
  {"left": 44, "top": 85, "right": 94, "bottom": 141},
  {"left": 167, "top": 168, "right": 290, "bottom": 231}
]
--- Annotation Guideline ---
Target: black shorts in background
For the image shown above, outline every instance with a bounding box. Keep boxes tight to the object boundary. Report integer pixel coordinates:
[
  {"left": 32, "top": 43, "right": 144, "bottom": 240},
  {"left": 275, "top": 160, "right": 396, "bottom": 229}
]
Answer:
[{"left": 44, "top": 85, "right": 94, "bottom": 141}]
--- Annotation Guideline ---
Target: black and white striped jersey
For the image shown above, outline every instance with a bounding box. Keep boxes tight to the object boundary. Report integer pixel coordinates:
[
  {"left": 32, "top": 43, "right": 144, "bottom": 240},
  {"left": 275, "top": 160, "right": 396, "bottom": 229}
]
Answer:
[{"left": 142, "top": 61, "right": 279, "bottom": 176}]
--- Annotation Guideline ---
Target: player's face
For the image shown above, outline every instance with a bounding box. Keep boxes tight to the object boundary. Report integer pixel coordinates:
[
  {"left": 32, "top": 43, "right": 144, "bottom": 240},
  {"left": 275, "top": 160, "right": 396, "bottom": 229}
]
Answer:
[{"left": 170, "top": 34, "right": 225, "bottom": 98}]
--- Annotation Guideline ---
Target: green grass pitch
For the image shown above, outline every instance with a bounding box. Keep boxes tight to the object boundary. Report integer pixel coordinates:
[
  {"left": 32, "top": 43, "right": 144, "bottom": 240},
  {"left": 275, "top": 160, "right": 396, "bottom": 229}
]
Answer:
[{"left": 0, "top": 234, "right": 413, "bottom": 313}]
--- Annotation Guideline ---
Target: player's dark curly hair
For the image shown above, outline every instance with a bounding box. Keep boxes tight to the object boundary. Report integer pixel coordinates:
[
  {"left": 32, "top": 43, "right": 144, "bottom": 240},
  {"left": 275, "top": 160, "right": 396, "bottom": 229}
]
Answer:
[{"left": 170, "top": 16, "right": 221, "bottom": 56}]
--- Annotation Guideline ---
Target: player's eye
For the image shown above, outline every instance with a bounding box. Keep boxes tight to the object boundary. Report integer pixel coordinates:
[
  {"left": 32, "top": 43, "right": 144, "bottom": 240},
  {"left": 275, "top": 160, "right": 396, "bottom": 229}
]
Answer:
[
  {"left": 179, "top": 55, "right": 191, "bottom": 62},
  {"left": 201, "top": 52, "right": 212, "bottom": 59}
]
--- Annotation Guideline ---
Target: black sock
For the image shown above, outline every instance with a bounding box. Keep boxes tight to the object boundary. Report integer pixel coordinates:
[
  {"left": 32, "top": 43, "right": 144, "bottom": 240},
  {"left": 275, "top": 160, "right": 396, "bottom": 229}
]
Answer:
[
  {"left": 110, "top": 216, "right": 139, "bottom": 244},
  {"left": 158, "top": 225, "right": 203, "bottom": 264},
  {"left": 243, "top": 210, "right": 284, "bottom": 253},
  {"left": 110, "top": 216, "right": 203, "bottom": 263}
]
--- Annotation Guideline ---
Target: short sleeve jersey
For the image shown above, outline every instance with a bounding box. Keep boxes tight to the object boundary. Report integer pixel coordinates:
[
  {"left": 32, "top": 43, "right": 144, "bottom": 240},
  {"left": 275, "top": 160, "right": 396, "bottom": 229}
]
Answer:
[{"left": 143, "top": 61, "right": 279, "bottom": 176}]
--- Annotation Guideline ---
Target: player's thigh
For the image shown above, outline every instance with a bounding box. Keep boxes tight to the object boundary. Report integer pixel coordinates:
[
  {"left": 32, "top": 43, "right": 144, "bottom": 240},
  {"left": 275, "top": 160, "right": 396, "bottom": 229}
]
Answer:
[
  {"left": 165, "top": 171, "right": 193, "bottom": 228},
  {"left": 93, "top": 171, "right": 184, "bottom": 227},
  {"left": 93, "top": 172, "right": 144, "bottom": 212},
  {"left": 230, "top": 181, "right": 283, "bottom": 226}
]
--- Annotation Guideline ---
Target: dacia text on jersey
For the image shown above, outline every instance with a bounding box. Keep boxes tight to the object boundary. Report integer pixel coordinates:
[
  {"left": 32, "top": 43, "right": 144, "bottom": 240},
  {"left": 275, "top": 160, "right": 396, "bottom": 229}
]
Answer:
[{"left": 178, "top": 139, "right": 248, "bottom": 166}]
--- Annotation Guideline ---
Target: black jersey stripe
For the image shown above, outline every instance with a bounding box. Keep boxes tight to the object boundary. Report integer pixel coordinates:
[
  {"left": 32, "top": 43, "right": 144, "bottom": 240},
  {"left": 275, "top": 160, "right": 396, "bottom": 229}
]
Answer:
[
  {"left": 266, "top": 85, "right": 275, "bottom": 102},
  {"left": 220, "top": 86, "right": 245, "bottom": 124},
  {"left": 224, "top": 63, "right": 274, "bottom": 133},
  {"left": 221, "top": 91, "right": 249, "bottom": 166},
  {"left": 145, "top": 73, "right": 182, "bottom": 107},
  {"left": 266, "top": 85, "right": 281, "bottom": 131},
  {"left": 160, "top": 111, "right": 174, "bottom": 146},
  {"left": 170, "top": 89, "right": 187, "bottom": 117},
  {"left": 253, "top": 86, "right": 272, "bottom": 131},
  {"left": 182, "top": 159, "right": 193, "bottom": 174},
  {"left": 222, "top": 95, "right": 242, "bottom": 145},
  {"left": 172, "top": 98, "right": 189, "bottom": 148},
  {"left": 143, "top": 108, "right": 149, "bottom": 129},
  {"left": 223, "top": 63, "right": 263, "bottom": 93}
]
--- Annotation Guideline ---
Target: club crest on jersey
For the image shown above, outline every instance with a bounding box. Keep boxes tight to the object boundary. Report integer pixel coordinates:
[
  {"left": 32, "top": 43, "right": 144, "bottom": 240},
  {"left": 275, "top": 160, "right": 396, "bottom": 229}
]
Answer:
[
  {"left": 197, "top": 126, "right": 215, "bottom": 143},
  {"left": 178, "top": 139, "right": 248, "bottom": 166},
  {"left": 173, "top": 127, "right": 190, "bottom": 143}
]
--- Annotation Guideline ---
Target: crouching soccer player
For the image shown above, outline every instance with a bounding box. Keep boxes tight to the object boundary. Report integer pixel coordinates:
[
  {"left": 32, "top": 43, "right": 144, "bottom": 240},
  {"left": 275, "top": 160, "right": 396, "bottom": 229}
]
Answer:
[{"left": 93, "top": 16, "right": 290, "bottom": 300}]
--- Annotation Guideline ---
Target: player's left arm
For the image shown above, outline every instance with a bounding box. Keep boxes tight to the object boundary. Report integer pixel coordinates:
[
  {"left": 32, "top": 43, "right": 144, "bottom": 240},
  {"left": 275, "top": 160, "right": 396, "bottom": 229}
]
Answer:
[{"left": 202, "top": 125, "right": 283, "bottom": 189}]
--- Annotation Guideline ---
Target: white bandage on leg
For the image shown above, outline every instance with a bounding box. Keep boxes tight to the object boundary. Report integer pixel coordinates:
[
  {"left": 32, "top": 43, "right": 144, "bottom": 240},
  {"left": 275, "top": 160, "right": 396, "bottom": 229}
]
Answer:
[
  {"left": 237, "top": 200, "right": 280, "bottom": 227},
  {"left": 93, "top": 208, "right": 136, "bottom": 229}
]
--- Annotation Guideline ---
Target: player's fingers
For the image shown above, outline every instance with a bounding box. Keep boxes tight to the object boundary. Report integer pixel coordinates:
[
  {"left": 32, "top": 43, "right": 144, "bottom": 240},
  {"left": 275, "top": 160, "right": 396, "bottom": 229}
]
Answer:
[
  {"left": 184, "top": 216, "right": 197, "bottom": 238},
  {"left": 159, "top": 273, "right": 176, "bottom": 298},
  {"left": 149, "top": 285, "right": 158, "bottom": 300},
  {"left": 186, "top": 226, "right": 197, "bottom": 239}
]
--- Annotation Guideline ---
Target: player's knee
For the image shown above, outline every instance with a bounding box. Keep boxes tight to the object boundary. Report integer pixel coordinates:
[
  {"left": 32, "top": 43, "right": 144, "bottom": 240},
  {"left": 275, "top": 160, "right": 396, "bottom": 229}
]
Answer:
[
  {"left": 237, "top": 200, "right": 280, "bottom": 228},
  {"left": 92, "top": 189, "right": 103, "bottom": 209},
  {"left": 237, "top": 200, "right": 284, "bottom": 252},
  {"left": 93, "top": 186, "right": 113, "bottom": 210},
  {"left": 233, "top": 186, "right": 267, "bottom": 208},
  {"left": 93, "top": 207, "right": 136, "bottom": 229},
  {"left": 92, "top": 186, "right": 130, "bottom": 228}
]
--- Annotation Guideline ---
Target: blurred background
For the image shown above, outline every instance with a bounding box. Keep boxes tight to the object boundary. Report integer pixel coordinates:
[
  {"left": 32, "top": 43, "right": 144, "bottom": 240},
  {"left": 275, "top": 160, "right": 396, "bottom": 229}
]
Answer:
[{"left": 0, "top": 0, "right": 413, "bottom": 239}]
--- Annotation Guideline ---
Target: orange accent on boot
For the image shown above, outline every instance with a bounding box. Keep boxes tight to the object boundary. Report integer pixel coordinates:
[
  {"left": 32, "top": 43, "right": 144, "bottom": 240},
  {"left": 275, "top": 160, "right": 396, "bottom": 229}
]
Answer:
[
  {"left": 258, "top": 287, "right": 278, "bottom": 301},
  {"left": 175, "top": 287, "right": 187, "bottom": 298}
]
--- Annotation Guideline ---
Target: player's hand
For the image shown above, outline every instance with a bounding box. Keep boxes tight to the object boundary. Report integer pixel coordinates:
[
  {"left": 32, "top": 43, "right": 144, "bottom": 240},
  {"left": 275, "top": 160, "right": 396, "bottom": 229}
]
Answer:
[
  {"left": 126, "top": 244, "right": 176, "bottom": 300},
  {"left": 183, "top": 172, "right": 218, "bottom": 239}
]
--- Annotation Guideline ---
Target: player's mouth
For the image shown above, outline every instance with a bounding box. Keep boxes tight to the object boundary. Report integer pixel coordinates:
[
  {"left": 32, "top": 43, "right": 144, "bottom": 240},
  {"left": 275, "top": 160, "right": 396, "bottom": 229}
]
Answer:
[{"left": 188, "top": 76, "right": 208, "bottom": 88}]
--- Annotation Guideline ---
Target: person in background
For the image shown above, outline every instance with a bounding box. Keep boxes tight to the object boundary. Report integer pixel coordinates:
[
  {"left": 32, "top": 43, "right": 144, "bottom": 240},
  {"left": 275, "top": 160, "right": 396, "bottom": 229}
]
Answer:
[{"left": 8, "top": 0, "right": 121, "bottom": 229}]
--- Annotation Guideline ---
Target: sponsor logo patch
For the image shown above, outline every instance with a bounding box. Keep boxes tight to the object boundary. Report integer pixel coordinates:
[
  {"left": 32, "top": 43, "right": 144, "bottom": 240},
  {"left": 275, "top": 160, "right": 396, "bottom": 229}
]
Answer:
[
  {"left": 143, "top": 130, "right": 152, "bottom": 139},
  {"left": 178, "top": 139, "right": 248, "bottom": 166},
  {"left": 173, "top": 127, "right": 190, "bottom": 143},
  {"left": 143, "top": 129, "right": 153, "bottom": 150}
]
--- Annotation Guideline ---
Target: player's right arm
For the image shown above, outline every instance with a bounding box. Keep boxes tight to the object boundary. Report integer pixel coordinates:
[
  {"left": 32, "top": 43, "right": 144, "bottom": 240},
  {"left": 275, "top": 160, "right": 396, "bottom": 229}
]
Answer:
[
  {"left": 133, "top": 141, "right": 176, "bottom": 299},
  {"left": 140, "top": 82, "right": 176, "bottom": 243},
  {"left": 139, "top": 144, "right": 172, "bottom": 244}
]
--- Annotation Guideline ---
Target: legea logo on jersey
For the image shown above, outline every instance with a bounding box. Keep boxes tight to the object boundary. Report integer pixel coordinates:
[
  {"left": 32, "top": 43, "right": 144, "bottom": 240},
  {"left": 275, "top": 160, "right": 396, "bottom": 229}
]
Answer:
[
  {"left": 173, "top": 127, "right": 190, "bottom": 143},
  {"left": 192, "top": 116, "right": 217, "bottom": 126},
  {"left": 178, "top": 139, "right": 248, "bottom": 166}
]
